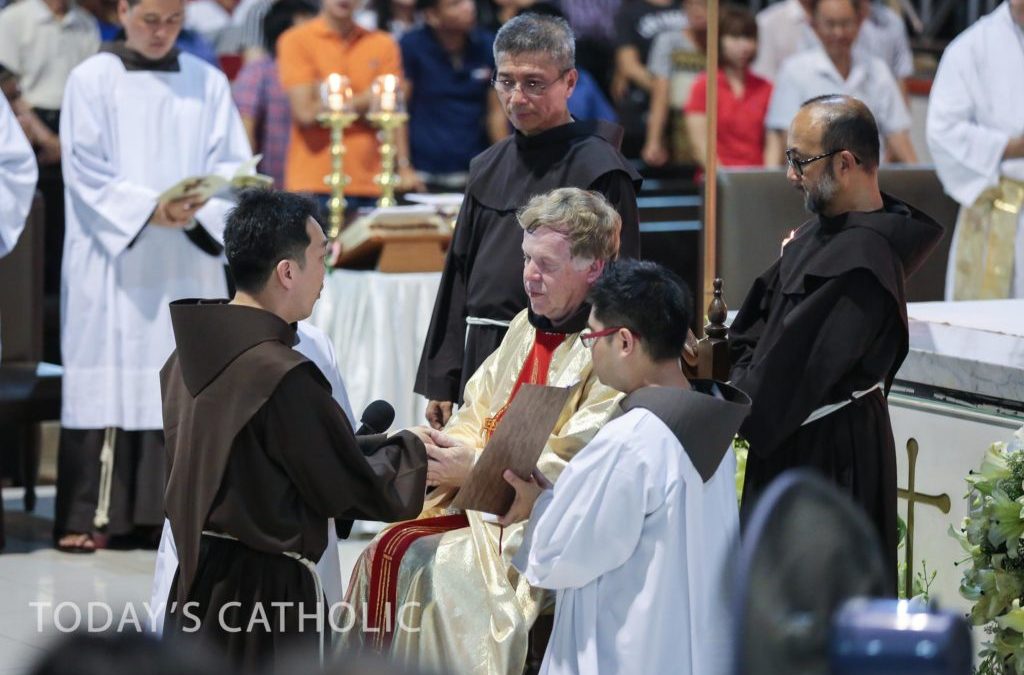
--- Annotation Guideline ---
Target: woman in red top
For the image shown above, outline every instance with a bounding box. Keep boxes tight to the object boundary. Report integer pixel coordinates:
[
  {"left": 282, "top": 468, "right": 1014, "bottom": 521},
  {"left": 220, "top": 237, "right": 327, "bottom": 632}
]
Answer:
[{"left": 684, "top": 4, "right": 772, "bottom": 168}]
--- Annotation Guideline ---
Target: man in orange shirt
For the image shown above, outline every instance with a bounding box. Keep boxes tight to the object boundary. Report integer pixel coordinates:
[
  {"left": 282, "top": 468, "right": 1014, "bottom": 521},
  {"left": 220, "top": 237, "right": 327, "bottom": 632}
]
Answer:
[{"left": 277, "top": 0, "right": 422, "bottom": 212}]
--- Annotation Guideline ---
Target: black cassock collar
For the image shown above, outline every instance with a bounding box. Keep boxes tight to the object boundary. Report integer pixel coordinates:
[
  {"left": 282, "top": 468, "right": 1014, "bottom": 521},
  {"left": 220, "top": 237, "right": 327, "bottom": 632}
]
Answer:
[{"left": 102, "top": 39, "right": 181, "bottom": 72}]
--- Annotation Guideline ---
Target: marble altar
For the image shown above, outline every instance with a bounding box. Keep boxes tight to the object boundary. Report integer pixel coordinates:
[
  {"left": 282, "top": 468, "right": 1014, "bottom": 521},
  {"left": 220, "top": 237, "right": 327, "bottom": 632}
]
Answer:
[{"left": 888, "top": 300, "right": 1024, "bottom": 610}]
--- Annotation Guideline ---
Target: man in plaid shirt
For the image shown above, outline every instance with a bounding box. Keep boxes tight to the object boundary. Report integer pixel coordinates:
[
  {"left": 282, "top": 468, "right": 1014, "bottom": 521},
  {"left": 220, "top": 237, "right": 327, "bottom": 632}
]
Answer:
[{"left": 231, "top": 0, "right": 316, "bottom": 187}]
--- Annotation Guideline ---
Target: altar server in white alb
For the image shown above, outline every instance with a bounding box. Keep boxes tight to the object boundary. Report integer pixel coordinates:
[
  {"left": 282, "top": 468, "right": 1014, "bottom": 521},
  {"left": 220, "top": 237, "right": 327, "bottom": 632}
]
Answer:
[
  {"left": 501, "top": 259, "right": 751, "bottom": 675},
  {"left": 927, "top": 0, "right": 1024, "bottom": 300},
  {"left": 55, "top": 0, "right": 252, "bottom": 553},
  {"left": 0, "top": 94, "right": 38, "bottom": 360}
]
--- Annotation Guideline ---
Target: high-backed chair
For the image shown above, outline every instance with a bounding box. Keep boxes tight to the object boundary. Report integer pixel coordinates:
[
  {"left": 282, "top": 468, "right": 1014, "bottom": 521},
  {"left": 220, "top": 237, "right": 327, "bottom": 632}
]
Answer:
[
  {"left": 712, "top": 166, "right": 957, "bottom": 309},
  {"left": 0, "top": 193, "right": 61, "bottom": 549}
]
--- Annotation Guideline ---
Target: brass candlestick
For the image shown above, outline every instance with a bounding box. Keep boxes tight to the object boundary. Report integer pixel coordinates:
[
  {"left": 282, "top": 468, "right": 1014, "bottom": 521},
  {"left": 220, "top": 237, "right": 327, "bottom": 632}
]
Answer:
[
  {"left": 367, "top": 74, "right": 408, "bottom": 208},
  {"left": 317, "top": 74, "right": 356, "bottom": 239}
]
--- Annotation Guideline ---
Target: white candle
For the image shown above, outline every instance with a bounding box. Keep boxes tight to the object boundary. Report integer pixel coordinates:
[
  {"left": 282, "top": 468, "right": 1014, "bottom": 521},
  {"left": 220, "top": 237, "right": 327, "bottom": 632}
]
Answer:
[
  {"left": 376, "top": 74, "right": 400, "bottom": 113},
  {"left": 324, "top": 73, "right": 351, "bottom": 112}
]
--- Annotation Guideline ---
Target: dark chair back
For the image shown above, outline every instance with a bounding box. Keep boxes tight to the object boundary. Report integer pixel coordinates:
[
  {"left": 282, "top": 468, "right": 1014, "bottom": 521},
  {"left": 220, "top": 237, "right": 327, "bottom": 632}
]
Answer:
[
  {"left": 0, "top": 192, "right": 45, "bottom": 363},
  {"left": 712, "top": 166, "right": 957, "bottom": 309}
]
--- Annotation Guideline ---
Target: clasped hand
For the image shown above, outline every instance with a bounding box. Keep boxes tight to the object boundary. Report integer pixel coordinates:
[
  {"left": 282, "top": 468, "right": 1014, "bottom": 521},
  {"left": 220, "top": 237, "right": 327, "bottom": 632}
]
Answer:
[{"left": 422, "top": 428, "right": 476, "bottom": 490}]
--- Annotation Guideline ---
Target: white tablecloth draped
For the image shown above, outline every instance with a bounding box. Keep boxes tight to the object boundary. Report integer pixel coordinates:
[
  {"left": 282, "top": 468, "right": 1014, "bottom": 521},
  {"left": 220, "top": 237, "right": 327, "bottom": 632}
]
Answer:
[{"left": 310, "top": 269, "right": 442, "bottom": 431}]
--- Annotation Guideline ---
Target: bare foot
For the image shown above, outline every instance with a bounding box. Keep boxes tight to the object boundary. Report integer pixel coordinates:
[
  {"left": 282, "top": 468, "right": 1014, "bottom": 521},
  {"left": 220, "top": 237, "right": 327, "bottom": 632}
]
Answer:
[{"left": 56, "top": 533, "right": 96, "bottom": 553}]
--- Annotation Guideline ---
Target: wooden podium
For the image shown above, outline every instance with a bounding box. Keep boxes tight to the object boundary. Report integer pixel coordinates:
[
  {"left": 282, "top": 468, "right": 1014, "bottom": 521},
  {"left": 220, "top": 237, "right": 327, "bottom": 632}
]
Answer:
[{"left": 335, "top": 206, "right": 452, "bottom": 273}]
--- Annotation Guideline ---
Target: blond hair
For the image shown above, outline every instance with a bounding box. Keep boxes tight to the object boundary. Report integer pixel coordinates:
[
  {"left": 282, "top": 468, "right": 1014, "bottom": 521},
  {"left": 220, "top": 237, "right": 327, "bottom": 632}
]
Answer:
[{"left": 517, "top": 188, "right": 621, "bottom": 262}]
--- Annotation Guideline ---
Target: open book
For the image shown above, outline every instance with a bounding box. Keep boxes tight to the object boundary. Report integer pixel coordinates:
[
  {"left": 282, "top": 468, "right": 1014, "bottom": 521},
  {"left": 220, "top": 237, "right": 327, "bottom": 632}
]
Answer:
[{"left": 158, "top": 155, "right": 273, "bottom": 202}]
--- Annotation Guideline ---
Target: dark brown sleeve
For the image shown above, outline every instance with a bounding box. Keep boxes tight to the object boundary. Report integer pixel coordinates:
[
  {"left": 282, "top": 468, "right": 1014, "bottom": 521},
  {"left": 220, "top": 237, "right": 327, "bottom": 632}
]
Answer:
[
  {"left": 734, "top": 270, "right": 900, "bottom": 457},
  {"left": 589, "top": 170, "right": 640, "bottom": 259},
  {"left": 265, "top": 364, "right": 428, "bottom": 522},
  {"left": 414, "top": 196, "right": 476, "bottom": 401}
]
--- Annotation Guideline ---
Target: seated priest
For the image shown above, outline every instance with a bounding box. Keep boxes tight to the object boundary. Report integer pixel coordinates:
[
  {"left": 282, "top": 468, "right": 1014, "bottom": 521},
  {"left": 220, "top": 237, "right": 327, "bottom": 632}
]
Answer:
[
  {"left": 341, "top": 187, "right": 625, "bottom": 674},
  {"left": 502, "top": 259, "right": 751, "bottom": 675}
]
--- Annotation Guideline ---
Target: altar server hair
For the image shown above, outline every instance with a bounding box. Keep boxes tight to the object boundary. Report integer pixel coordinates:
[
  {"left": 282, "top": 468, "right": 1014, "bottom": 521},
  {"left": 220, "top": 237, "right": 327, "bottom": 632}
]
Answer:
[
  {"left": 588, "top": 259, "right": 693, "bottom": 362},
  {"left": 224, "top": 189, "right": 320, "bottom": 293}
]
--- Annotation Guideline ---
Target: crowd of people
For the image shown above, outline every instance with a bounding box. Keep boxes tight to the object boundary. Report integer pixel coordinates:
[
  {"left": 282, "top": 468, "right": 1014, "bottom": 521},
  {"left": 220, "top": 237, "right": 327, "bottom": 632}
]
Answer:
[{"left": 0, "top": 0, "right": 1023, "bottom": 673}]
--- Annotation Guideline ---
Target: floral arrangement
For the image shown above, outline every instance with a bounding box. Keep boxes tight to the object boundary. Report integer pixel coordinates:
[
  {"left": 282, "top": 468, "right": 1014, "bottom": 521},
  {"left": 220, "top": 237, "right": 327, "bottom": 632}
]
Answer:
[{"left": 951, "top": 426, "right": 1024, "bottom": 674}]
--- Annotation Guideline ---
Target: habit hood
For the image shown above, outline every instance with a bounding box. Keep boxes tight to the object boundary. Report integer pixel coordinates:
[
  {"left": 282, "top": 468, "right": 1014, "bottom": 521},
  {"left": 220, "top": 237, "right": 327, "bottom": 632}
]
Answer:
[{"left": 160, "top": 300, "right": 311, "bottom": 604}]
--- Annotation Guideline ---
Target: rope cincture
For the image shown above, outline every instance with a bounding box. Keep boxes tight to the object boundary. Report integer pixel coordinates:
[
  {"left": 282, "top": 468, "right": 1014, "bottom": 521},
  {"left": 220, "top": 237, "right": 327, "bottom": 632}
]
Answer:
[
  {"left": 93, "top": 427, "right": 117, "bottom": 529},
  {"left": 202, "top": 531, "right": 326, "bottom": 665}
]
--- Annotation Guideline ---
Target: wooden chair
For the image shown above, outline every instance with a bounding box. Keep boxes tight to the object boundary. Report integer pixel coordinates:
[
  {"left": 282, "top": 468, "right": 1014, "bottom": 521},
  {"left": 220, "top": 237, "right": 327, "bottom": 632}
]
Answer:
[
  {"left": 0, "top": 193, "right": 61, "bottom": 550},
  {"left": 697, "top": 277, "right": 731, "bottom": 381}
]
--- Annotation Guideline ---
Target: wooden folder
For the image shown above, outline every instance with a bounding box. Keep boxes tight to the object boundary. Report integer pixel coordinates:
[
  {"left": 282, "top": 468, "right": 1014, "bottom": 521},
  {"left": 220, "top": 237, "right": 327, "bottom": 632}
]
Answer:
[{"left": 452, "top": 384, "right": 573, "bottom": 516}]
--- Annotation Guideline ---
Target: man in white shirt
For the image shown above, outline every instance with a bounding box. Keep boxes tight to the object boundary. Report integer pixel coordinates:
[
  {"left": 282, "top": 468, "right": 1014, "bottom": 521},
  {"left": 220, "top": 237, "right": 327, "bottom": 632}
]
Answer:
[
  {"left": 764, "top": 0, "right": 916, "bottom": 166},
  {"left": 184, "top": 0, "right": 238, "bottom": 52},
  {"left": 55, "top": 0, "right": 251, "bottom": 552},
  {"left": 501, "top": 259, "right": 751, "bottom": 675},
  {"left": 0, "top": 0, "right": 99, "bottom": 112},
  {"left": 753, "top": 0, "right": 913, "bottom": 87},
  {"left": 927, "top": 0, "right": 1024, "bottom": 300}
]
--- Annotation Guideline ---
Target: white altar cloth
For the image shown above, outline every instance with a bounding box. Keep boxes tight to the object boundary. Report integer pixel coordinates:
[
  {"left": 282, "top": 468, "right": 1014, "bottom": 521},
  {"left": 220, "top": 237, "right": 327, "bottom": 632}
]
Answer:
[{"left": 310, "top": 269, "right": 442, "bottom": 431}]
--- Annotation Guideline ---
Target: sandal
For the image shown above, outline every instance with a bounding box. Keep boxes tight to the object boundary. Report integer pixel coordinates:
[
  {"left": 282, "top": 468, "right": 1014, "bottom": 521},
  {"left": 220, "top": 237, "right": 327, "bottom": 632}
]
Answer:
[{"left": 56, "top": 532, "right": 97, "bottom": 554}]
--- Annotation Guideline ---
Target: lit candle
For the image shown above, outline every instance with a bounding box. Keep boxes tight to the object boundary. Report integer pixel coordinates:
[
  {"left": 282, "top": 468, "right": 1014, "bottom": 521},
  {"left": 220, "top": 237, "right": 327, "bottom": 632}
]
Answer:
[
  {"left": 323, "top": 73, "right": 351, "bottom": 113},
  {"left": 374, "top": 74, "right": 401, "bottom": 113},
  {"left": 381, "top": 74, "right": 397, "bottom": 112}
]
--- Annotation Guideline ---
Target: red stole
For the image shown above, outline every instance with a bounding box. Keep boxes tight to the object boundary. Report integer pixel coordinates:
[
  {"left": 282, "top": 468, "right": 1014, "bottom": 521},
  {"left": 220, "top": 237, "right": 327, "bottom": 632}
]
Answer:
[
  {"left": 481, "top": 329, "right": 564, "bottom": 442},
  {"left": 364, "top": 328, "right": 567, "bottom": 647}
]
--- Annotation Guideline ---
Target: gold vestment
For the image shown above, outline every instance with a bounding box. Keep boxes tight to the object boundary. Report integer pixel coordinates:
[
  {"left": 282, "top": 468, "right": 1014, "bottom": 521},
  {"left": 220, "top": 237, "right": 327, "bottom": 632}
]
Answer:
[{"left": 952, "top": 177, "right": 1024, "bottom": 299}]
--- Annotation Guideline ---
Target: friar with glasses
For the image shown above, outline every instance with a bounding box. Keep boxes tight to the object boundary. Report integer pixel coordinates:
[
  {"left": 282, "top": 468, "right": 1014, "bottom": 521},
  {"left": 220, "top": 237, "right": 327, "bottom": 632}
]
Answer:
[
  {"left": 414, "top": 11, "right": 641, "bottom": 431},
  {"left": 502, "top": 259, "right": 750, "bottom": 675},
  {"left": 729, "top": 94, "right": 943, "bottom": 592},
  {"left": 343, "top": 187, "right": 625, "bottom": 675}
]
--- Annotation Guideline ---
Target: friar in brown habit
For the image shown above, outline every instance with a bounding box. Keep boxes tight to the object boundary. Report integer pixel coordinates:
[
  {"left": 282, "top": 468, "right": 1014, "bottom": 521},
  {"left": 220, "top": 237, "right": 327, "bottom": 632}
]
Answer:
[{"left": 160, "top": 190, "right": 428, "bottom": 667}]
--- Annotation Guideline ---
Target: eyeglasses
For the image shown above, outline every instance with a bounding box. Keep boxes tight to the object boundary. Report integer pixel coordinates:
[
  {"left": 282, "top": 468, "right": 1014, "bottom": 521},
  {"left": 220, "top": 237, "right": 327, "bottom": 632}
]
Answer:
[
  {"left": 491, "top": 70, "right": 570, "bottom": 97},
  {"left": 579, "top": 326, "right": 640, "bottom": 349},
  {"left": 785, "top": 148, "right": 861, "bottom": 177}
]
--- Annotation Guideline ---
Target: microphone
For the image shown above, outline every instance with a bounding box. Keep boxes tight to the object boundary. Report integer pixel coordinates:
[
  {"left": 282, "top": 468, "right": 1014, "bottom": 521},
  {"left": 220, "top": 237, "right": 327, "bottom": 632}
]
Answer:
[
  {"left": 355, "top": 400, "right": 395, "bottom": 435},
  {"left": 338, "top": 400, "right": 397, "bottom": 539}
]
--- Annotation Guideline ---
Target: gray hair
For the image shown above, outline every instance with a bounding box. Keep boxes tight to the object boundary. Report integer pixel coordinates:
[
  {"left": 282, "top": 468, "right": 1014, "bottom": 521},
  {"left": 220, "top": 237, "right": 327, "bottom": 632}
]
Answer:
[
  {"left": 493, "top": 13, "right": 575, "bottom": 72},
  {"left": 518, "top": 188, "right": 621, "bottom": 263}
]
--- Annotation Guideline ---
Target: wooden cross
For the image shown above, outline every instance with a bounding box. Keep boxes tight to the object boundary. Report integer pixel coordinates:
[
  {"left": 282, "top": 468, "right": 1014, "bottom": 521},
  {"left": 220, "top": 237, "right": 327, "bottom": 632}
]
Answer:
[{"left": 896, "top": 438, "right": 952, "bottom": 596}]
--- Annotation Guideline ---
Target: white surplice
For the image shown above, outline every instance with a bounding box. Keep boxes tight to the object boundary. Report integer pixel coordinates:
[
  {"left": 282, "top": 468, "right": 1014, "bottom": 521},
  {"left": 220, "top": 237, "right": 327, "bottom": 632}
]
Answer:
[
  {"left": 0, "top": 95, "right": 38, "bottom": 361},
  {"left": 513, "top": 407, "right": 739, "bottom": 675},
  {"left": 149, "top": 320, "right": 356, "bottom": 634},
  {"left": 926, "top": 2, "right": 1024, "bottom": 299},
  {"left": 59, "top": 51, "right": 252, "bottom": 430},
  {"left": 0, "top": 95, "right": 37, "bottom": 258}
]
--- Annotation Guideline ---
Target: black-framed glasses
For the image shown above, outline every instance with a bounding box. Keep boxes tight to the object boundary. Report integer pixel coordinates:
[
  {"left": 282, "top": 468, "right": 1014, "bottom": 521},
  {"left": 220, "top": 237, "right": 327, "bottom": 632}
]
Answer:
[
  {"left": 579, "top": 326, "right": 640, "bottom": 349},
  {"left": 785, "top": 149, "right": 844, "bottom": 176},
  {"left": 491, "top": 69, "right": 571, "bottom": 97}
]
